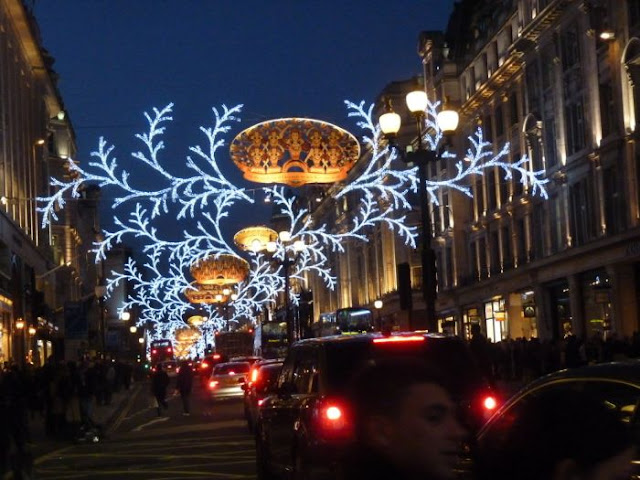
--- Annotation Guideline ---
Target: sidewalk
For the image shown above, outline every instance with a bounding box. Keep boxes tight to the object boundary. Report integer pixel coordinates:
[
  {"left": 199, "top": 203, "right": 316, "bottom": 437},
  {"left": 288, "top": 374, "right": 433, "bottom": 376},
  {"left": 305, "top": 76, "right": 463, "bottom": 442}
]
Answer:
[{"left": 27, "top": 383, "right": 142, "bottom": 460}]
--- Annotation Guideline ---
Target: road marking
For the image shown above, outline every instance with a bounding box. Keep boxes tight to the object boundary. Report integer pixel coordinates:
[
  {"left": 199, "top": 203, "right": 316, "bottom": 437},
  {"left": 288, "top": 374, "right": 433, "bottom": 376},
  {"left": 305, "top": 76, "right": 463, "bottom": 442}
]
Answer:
[
  {"left": 109, "top": 384, "right": 142, "bottom": 433},
  {"left": 133, "top": 416, "right": 170, "bottom": 431}
]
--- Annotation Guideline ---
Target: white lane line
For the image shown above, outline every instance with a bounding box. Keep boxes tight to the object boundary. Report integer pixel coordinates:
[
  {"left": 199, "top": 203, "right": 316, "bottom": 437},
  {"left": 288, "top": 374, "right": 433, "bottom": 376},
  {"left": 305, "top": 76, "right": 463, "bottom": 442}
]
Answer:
[{"left": 133, "top": 416, "right": 170, "bottom": 432}]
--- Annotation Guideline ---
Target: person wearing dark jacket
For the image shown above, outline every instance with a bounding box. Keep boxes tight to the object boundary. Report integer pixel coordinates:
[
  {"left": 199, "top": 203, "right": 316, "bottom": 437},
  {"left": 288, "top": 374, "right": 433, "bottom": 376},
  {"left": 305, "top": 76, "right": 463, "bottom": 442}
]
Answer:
[
  {"left": 175, "top": 361, "right": 193, "bottom": 416},
  {"left": 342, "top": 357, "right": 466, "bottom": 480},
  {"left": 151, "top": 364, "right": 170, "bottom": 417}
]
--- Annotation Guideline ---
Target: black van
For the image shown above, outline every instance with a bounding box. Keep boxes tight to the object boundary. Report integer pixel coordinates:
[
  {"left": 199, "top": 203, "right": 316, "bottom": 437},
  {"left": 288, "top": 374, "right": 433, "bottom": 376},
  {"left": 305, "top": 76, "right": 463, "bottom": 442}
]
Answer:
[{"left": 255, "top": 332, "right": 497, "bottom": 480}]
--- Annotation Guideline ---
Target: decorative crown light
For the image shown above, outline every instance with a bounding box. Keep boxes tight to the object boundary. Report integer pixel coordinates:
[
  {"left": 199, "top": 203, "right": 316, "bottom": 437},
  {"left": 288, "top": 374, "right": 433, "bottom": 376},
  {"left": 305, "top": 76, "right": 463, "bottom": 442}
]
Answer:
[
  {"left": 230, "top": 118, "right": 361, "bottom": 186},
  {"left": 234, "top": 226, "right": 278, "bottom": 252},
  {"left": 190, "top": 254, "right": 249, "bottom": 285}
]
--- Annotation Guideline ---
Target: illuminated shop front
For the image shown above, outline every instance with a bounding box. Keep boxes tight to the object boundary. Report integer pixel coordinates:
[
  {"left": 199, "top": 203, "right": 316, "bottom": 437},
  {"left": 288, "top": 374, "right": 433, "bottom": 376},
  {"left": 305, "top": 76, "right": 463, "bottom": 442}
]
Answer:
[
  {"left": 0, "top": 294, "right": 13, "bottom": 363},
  {"left": 484, "top": 297, "right": 507, "bottom": 343}
]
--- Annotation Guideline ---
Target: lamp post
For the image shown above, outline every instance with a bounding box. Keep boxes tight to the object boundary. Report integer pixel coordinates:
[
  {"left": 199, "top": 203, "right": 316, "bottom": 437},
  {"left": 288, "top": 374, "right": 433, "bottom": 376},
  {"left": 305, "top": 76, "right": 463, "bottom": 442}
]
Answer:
[
  {"left": 95, "top": 284, "right": 107, "bottom": 358},
  {"left": 379, "top": 88, "right": 458, "bottom": 332},
  {"left": 373, "top": 299, "right": 383, "bottom": 331},
  {"left": 266, "top": 232, "right": 306, "bottom": 345}
]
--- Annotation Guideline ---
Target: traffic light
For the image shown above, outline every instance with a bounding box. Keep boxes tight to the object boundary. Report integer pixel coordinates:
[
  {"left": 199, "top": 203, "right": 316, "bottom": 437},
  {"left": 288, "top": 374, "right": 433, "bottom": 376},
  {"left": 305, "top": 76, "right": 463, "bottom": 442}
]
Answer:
[{"left": 397, "top": 262, "right": 413, "bottom": 311}]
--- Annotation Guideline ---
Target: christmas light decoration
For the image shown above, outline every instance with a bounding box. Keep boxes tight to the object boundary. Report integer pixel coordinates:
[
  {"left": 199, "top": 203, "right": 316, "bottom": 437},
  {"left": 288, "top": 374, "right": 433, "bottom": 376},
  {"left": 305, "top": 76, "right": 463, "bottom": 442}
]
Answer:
[{"left": 38, "top": 97, "right": 548, "bottom": 354}]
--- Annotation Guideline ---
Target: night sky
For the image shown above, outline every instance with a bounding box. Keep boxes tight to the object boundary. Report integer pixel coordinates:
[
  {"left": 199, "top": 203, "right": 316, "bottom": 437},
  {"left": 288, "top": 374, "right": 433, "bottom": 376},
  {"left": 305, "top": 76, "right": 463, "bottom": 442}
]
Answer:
[{"left": 33, "top": 0, "right": 457, "bottom": 236}]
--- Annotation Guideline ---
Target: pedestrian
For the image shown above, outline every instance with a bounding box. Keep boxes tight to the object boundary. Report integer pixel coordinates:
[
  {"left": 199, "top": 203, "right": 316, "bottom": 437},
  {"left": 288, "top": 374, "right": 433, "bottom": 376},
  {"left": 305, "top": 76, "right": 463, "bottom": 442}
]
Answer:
[
  {"left": 475, "top": 388, "right": 635, "bottom": 480},
  {"left": 341, "top": 357, "right": 466, "bottom": 480},
  {"left": 175, "top": 361, "right": 193, "bottom": 416},
  {"left": 151, "top": 364, "right": 170, "bottom": 417}
]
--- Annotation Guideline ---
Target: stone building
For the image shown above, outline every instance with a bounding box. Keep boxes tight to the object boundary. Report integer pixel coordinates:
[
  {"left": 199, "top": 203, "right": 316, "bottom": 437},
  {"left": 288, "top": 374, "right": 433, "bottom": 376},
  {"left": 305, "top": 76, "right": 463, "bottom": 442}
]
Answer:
[
  {"left": 0, "top": 0, "right": 100, "bottom": 364},
  {"left": 311, "top": 0, "right": 640, "bottom": 343}
]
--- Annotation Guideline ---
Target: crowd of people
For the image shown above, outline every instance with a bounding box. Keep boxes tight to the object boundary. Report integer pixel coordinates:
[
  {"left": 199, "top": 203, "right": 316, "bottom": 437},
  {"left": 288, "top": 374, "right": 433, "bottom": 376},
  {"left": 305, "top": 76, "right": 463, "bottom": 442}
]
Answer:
[
  {"left": 0, "top": 357, "right": 134, "bottom": 478},
  {"left": 468, "top": 324, "right": 639, "bottom": 387}
]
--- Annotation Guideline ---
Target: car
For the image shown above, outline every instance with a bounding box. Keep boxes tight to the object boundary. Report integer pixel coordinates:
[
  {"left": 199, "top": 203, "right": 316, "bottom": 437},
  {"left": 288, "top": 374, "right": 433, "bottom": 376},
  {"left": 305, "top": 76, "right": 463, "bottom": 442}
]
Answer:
[
  {"left": 198, "top": 353, "right": 227, "bottom": 383},
  {"left": 255, "top": 332, "right": 497, "bottom": 480},
  {"left": 469, "top": 361, "right": 640, "bottom": 480},
  {"left": 152, "top": 360, "right": 178, "bottom": 378},
  {"left": 207, "top": 361, "right": 251, "bottom": 400},
  {"left": 244, "top": 360, "right": 284, "bottom": 432},
  {"left": 230, "top": 355, "right": 263, "bottom": 366}
]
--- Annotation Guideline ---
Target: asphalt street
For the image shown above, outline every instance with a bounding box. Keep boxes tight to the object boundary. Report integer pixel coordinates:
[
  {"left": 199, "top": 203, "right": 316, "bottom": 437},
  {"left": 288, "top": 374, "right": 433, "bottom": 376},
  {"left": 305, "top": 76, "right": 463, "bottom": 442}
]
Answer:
[{"left": 32, "top": 380, "right": 255, "bottom": 479}]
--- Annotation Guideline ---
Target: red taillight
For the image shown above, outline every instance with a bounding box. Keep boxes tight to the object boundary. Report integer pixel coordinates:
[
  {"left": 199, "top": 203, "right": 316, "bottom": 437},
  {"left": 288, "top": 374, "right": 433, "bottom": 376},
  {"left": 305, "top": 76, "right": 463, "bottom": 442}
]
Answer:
[
  {"left": 250, "top": 368, "right": 259, "bottom": 384},
  {"left": 213, "top": 354, "right": 221, "bottom": 360},
  {"left": 209, "top": 380, "right": 218, "bottom": 389},
  {"left": 373, "top": 335, "right": 425, "bottom": 344},
  {"left": 201, "top": 362, "right": 209, "bottom": 369},
  {"left": 257, "top": 398, "right": 265, "bottom": 407},
  {"left": 314, "top": 400, "right": 353, "bottom": 439},
  {"left": 152, "top": 349, "right": 157, "bottom": 354},
  {"left": 167, "top": 347, "right": 172, "bottom": 353},
  {"left": 228, "top": 371, "right": 235, "bottom": 375},
  {"left": 483, "top": 395, "right": 498, "bottom": 411}
]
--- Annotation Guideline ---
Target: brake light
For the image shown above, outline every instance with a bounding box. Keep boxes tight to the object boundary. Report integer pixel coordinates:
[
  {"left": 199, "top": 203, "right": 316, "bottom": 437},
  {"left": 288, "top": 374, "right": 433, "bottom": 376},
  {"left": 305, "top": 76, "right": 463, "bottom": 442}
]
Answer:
[
  {"left": 213, "top": 354, "right": 221, "bottom": 360},
  {"left": 167, "top": 347, "right": 172, "bottom": 353},
  {"left": 229, "top": 371, "right": 235, "bottom": 375},
  {"left": 250, "top": 368, "right": 259, "bottom": 384},
  {"left": 373, "top": 335, "right": 425, "bottom": 344},
  {"left": 483, "top": 395, "right": 498, "bottom": 411},
  {"left": 152, "top": 349, "right": 157, "bottom": 354},
  {"left": 314, "top": 399, "right": 353, "bottom": 439},
  {"left": 201, "top": 362, "right": 209, "bottom": 369},
  {"left": 209, "top": 380, "right": 219, "bottom": 389}
]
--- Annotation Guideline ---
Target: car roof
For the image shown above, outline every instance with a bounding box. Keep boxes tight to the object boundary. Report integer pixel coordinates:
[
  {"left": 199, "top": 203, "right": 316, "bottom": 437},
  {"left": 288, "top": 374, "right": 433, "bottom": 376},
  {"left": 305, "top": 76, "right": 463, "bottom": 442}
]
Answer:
[
  {"left": 215, "top": 361, "right": 251, "bottom": 368},
  {"left": 292, "top": 331, "right": 448, "bottom": 346},
  {"left": 525, "top": 360, "right": 640, "bottom": 387}
]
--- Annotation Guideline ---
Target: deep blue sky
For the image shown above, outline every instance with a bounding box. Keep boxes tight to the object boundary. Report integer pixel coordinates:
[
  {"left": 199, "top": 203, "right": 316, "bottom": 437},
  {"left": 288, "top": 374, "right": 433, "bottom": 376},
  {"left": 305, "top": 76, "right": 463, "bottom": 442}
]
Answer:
[{"left": 33, "top": 1, "right": 457, "bottom": 234}]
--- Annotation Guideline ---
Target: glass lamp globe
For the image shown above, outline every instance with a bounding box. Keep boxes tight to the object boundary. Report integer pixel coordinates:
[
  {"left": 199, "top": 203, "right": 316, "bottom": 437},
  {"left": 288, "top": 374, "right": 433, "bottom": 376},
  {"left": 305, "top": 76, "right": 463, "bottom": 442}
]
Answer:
[
  {"left": 374, "top": 300, "right": 383, "bottom": 309},
  {"left": 266, "top": 241, "right": 277, "bottom": 253},
  {"left": 406, "top": 89, "right": 428, "bottom": 114},
  {"left": 379, "top": 111, "right": 401, "bottom": 135},
  {"left": 293, "top": 240, "right": 305, "bottom": 252},
  {"left": 279, "top": 231, "right": 291, "bottom": 242},
  {"left": 437, "top": 107, "right": 459, "bottom": 134}
]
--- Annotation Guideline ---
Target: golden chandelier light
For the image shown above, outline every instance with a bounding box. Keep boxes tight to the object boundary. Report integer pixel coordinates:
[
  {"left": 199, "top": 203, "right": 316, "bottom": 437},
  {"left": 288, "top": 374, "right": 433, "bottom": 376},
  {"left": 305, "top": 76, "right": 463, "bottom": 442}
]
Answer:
[
  {"left": 234, "top": 226, "right": 278, "bottom": 252},
  {"left": 184, "top": 283, "right": 233, "bottom": 305},
  {"left": 190, "top": 254, "right": 249, "bottom": 285},
  {"left": 230, "top": 118, "right": 360, "bottom": 186}
]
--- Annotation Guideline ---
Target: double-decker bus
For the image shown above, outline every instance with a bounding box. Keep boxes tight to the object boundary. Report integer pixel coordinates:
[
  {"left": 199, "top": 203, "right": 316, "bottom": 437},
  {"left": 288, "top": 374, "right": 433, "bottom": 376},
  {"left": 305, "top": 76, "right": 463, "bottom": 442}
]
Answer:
[
  {"left": 150, "top": 339, "right": 174, "bottom": 364},
  {"left": 311, "top": 307, "right": 375, "bottom": 337},
  {"left": 258, "top": 321, "right": 288, "bottom": 359}
]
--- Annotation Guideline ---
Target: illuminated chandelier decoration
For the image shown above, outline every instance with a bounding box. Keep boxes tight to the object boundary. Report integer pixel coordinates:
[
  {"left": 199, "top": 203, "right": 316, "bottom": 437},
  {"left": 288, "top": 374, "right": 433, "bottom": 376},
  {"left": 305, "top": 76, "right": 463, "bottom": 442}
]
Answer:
[
  {"left": 37, "top": 97, "right": 549, "bottom": 355},
  {"left": 233, "top": 226, "right": 278, "bottom": 252},
  {"left": 230, "top": 118, "right": 360, "bottom": 186},
  {"left": 190, "top": 254, "right": 249, "bottom": 286}
]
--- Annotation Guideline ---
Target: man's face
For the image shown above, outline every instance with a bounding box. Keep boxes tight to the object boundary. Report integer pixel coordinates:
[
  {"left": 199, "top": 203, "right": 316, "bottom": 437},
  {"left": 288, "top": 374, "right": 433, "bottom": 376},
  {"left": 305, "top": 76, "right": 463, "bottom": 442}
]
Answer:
[{"left": 381, "top": 383, "right": 466, "bottom": 479}]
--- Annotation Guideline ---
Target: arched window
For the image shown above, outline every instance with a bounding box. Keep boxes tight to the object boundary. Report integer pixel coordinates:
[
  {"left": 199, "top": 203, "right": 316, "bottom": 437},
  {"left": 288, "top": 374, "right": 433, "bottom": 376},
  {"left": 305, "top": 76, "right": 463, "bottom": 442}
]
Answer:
[{"left": 621, "top": 38, "right": 640, "bottom": 132}]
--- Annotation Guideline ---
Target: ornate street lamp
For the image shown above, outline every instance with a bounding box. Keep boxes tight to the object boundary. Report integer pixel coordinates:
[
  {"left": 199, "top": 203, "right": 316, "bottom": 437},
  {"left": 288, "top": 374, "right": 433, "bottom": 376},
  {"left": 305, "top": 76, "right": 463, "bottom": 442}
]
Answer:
[
  {"left": 95, "top": 285, "right": 108, "bottom": 358},
  {"left": 373, "top": 299, "right": 383, "bottom": 331},
  {"left": 379, "top": 88, "right": 458, "bottom": 331},
  {"left": 262, "top": 230, "right": 307, "bottom": 344}
]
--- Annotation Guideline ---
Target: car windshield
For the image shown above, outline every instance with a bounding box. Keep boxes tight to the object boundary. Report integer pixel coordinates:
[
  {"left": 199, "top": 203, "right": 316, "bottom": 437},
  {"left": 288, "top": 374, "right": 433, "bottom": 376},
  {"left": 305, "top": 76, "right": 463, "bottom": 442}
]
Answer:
[
  {"left": 214, "top": 362, "right": 250, "bottom": 375},
  {"left": 324, "top": 337, "right": 487, "bottom": 397}
]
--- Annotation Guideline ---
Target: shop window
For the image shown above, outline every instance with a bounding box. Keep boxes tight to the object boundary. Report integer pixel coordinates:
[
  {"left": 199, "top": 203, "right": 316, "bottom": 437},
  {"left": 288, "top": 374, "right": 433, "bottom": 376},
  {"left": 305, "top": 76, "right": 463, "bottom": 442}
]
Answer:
[{"left": 485, "top": 298, "right": 507, "bottom": 343}]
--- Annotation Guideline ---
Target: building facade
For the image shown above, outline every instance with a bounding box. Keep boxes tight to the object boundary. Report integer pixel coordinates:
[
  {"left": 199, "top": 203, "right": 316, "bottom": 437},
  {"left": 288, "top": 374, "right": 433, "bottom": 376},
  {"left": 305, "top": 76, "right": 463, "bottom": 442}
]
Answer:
[
  {"left": 0, "top": 0, "right": 100, "bottom": 364},
  {"left": 311, "top": 0, "right": 640, "bottom": 343}
]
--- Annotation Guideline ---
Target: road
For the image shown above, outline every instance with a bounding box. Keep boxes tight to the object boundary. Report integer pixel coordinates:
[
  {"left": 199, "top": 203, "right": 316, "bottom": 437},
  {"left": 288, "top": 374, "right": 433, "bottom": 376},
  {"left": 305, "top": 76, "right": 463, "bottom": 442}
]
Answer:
[{"left": 33, "top": 379, "right": 255, "bottom": 479}]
